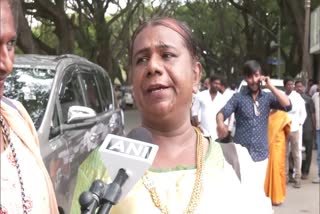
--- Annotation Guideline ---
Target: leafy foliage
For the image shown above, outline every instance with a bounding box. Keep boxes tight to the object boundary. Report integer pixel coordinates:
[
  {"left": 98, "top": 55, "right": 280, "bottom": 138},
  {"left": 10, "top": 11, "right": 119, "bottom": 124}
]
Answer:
[{"left": 17, "top": 0, "right": 319, "bottom": 85}]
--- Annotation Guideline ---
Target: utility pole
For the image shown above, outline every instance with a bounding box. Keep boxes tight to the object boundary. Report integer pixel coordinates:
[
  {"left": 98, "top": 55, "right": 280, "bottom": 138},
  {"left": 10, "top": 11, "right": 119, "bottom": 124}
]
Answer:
[{"left": 302, "top": 0, "right": 312, "bottom": 82}]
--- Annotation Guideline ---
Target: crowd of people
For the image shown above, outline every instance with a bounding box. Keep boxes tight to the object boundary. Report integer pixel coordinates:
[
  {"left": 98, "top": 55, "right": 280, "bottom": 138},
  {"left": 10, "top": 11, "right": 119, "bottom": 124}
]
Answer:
[
  {"left": 192, "top": 67, "right": 320, "bottom": 203},
  {"left": 1, "top": 0, "right": 320, "bottom": 213},
  {"left": 192, "top": 71, "right": 320, "bottom": 205}
]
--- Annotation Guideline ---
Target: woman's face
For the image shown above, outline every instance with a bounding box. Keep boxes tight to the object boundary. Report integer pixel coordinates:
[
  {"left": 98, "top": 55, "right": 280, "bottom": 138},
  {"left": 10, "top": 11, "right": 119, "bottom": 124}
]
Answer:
[
  {"left": 0, "top": 1, "right": 16, "bottom": 98},
  {"left": 245, "top": 71, "right": 261, "bottom": 92},
  {"left": 131, "top": 25, "right": 200, "bottom": 122}
]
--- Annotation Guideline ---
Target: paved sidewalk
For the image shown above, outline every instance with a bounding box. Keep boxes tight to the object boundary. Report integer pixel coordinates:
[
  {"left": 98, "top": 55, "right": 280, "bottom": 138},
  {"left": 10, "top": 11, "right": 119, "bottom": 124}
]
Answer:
[{"left": 274, "top": 150, "right": 320, "bottom": 214}]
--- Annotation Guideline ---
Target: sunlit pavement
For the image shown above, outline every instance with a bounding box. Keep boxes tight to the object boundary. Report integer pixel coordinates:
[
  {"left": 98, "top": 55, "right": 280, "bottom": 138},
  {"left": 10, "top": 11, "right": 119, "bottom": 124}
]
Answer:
[{"left": 124, "top": 109, "right": 320, "bottom": 214}]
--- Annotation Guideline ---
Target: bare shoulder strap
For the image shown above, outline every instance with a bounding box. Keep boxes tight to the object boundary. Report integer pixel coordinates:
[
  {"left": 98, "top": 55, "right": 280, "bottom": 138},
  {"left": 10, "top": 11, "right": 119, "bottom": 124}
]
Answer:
[{"left": 220, "top": 143, "right": 241, "bottom": 181}]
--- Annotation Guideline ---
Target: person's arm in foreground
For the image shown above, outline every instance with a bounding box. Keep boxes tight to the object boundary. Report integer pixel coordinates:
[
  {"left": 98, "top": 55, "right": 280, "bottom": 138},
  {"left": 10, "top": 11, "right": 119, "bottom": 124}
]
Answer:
[{"left": 217, "top": 95, "right": 238, "bottom": 139}]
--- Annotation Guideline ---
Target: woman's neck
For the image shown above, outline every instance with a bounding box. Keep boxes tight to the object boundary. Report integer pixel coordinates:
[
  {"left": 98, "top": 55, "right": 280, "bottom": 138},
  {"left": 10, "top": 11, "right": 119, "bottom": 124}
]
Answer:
[
  {"left": 142, "top": 119, "right": 208, "bottom": 168},
  {"left": 148, "top": 123, "right": 195, "bottom": 147}
]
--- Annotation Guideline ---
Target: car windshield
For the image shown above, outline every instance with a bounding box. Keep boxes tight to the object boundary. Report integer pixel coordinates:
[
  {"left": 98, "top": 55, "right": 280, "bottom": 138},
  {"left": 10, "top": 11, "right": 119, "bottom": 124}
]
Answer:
[{"left": 4, "top": 67, "right": 55, "bottom": 129}]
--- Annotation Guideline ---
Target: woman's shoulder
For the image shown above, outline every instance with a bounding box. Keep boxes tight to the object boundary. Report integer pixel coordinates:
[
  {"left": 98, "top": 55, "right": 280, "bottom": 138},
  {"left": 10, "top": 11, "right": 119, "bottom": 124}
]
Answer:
[
  {"left": 206, "top": 138, "right": 224, "bottom": 166},
  {"left": 208, "top": 140, "right": 243, "bottom": 180},
  {"left": 1, "top": 97, "right": 29, "bottom": 118},
  {"left": 1, "top": 97, "right": 22, "bottom": 110}
]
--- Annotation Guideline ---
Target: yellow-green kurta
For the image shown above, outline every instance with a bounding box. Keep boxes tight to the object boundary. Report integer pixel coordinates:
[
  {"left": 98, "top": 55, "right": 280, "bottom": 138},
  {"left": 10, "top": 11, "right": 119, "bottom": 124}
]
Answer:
[{"left": 71, "top": 140, "right": 272, "bottom": 214}]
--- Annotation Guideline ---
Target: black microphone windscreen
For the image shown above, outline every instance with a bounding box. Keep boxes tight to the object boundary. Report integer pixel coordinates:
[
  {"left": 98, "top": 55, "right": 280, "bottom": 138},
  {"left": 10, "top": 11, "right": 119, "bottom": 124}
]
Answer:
[{"left": 126, "top": 127, "right": 153, "bottom": 143}]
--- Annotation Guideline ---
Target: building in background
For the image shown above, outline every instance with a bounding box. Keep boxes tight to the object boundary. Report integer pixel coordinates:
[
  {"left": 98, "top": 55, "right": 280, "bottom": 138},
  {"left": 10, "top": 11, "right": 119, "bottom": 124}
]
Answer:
[{"left": 310, "top": 5, "right": 320, "bottom": 81}]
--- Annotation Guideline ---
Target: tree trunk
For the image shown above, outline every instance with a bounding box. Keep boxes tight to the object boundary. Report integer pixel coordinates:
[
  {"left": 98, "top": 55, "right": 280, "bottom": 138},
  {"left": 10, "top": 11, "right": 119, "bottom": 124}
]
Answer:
[
  {"left": 278, "top": 0, "right": 307, "bottom": 78},
  {"left": 16, "top": 0, "right": 47, "bottom": 54}
]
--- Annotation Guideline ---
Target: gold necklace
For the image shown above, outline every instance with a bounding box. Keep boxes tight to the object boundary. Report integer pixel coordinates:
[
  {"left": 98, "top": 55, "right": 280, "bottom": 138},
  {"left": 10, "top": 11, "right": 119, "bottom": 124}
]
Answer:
[{"left": 142, "top": 127, "right": 204, "bottom": 214}]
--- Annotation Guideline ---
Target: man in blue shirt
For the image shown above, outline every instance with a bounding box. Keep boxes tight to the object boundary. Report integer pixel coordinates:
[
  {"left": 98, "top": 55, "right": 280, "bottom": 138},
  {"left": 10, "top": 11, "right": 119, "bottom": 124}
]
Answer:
[{"left": 216, "top": 60, "right": 292, "bottom": 190}]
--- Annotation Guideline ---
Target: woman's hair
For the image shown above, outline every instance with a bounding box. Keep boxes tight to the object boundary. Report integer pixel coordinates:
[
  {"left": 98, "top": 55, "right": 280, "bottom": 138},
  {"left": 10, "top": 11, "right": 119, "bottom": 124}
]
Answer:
[
  {"left": 242, "top": 60, "right": 261, "bottom": 77},
  {"left": 129, "top": 17, "right": 199, "bottom": 65}
]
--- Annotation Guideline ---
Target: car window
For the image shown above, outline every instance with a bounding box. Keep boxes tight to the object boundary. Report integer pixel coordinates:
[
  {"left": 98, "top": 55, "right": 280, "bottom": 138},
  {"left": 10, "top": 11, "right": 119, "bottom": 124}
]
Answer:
[
  {"left": 49, "top": 104, "right": 61, "bottom": 139},
  {"left": 59, "top": 70, "right": 85, "bottom": 124},
  {"left": 4, "top": 67, "right": 54, "bottom": 129},
  {"left": 96, "top": 70, "right": 113, "bottom": 111},
  {"left": 80, "top": 72, "right": 103, "bottom": 114}
]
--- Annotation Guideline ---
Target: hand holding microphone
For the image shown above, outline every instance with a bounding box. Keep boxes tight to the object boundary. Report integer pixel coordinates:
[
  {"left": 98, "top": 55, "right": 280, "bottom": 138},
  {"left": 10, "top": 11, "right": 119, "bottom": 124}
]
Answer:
[{"left": 79, "top": 127, "right": 158, "bottom": 214}]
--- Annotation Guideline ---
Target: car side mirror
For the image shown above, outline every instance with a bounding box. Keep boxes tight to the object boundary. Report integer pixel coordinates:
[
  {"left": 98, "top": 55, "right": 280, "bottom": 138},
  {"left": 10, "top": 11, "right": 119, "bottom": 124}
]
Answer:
[{"left": 67, "top": 106, "right": 96, "bottom": 123}]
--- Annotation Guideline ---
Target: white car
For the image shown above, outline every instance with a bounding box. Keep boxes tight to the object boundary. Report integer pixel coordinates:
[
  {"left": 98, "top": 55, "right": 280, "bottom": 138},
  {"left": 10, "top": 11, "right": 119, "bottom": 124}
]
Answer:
[
  {"left": 121, "top": 86, "right": 134, "bottom": 107},
  {"left": 124, "top": 91, "right": 134, "bottom": 106}
]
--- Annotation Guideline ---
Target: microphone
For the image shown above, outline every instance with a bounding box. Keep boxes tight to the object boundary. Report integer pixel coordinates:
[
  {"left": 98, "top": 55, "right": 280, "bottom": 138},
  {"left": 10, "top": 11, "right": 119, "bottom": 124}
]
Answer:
[
  {"left": 79, "top": 127, "right": 158, "bottom": 214},
  {"left": 99, "top": 127, "right": 158, "bottom": 200}
]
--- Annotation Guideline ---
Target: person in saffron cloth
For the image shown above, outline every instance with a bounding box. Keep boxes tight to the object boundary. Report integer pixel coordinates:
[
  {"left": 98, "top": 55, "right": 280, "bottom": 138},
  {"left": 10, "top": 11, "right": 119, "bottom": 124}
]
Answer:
[
  {"left": 71, "top": 17, "right": 272, "bottom": 213},
  {"left": 264, "top": 110, "right": 291, "bottom": 205},
  {"left": 0, "top": 0, "right": 59, "bottom": 213}
]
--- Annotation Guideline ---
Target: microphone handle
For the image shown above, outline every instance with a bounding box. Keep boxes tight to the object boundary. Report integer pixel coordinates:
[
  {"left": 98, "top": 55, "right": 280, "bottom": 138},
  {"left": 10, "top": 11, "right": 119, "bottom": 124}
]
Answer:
[
  {"left": 80, "top": 196, "right": 99, "bottom": 214},
  {"left": 97, "top": 203, "right": 113, "bottom": 214},
  {"left": 79, "top": 180, "right": 106, "bottom": 214},
  {"left": 97, "top": 169, "right": 129, "bottom": 214}
]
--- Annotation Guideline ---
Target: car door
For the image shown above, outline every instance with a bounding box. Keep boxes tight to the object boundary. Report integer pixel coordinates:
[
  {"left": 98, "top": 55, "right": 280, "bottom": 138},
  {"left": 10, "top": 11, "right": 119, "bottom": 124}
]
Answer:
[
  {"left": 56, "top": 64, "right": 98, "bottom": 174},
  {"left": 71, "top": 65, "right": 124, "bottom": 159},
  {"left": 73, "top": 68, "right": 108, "bottom": 157},
  {"left": 49, "top": 63, "right": 91, "bottom": 213}
]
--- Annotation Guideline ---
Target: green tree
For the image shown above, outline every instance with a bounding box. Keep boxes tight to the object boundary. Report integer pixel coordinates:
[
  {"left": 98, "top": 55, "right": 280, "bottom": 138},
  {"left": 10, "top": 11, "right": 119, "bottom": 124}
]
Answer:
[{"left": 17, "top": 0, "right": 180, "bottom": 84}]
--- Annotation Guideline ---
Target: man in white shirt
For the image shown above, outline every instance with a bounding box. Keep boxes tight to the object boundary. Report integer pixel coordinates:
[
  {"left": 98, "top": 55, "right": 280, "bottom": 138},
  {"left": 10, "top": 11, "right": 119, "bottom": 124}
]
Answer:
[
  {"left": 191, "top": 76, "right": 225, "bottom": 140},
  {"left": 284, "top": 78, "right": 307, "bottom": 188},
  {"left": 312, "top": 80, "right": 320, "bottom": 183},
  {"left": 295, "top": 80, "right": 316, "bottom": 180},
  {"left": 220, "top": 79, "right": 235, "bottom": 101},
  {"left": 201, "top": 77, "right": 210, "bottom": 91},
  {"left": 219, "top": 78, "right": 236, "bottom": 140}
]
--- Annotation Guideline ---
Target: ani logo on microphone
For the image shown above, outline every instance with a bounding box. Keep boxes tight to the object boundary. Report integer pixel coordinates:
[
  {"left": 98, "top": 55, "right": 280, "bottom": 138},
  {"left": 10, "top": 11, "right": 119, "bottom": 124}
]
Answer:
[{"left": 106, "top": 139, "right": 152, "bottom": 159}]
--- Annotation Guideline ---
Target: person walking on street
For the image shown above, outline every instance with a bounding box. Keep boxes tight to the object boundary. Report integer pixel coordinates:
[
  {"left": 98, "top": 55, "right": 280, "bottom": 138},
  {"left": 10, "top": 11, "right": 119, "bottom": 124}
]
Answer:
[
  {"left": 264, "top": 110, "right": 291, "bottom": 205},
  {"left": 312, "top": 80, "right": 320, "bottom": 184},
  {"left": 219, "top": 78, "right": 235, "bottom": 101},
  {"left": 191, "top": 76, "right": 225, "bottom": 140},
  {"left": 219, "top": 78, "right": 236, "bottom": 142},
  {"left": 284, "top": 78, "right": 306, "bottom": 188},
  {"left": 201, "top": 77, "right": 210, "bottom": 91},
  {"left": 216, "top": 60, "right": 292, "bottom": 191},
  {"left": 295, "top": 80, "right": 315, "bottom": 180}
]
